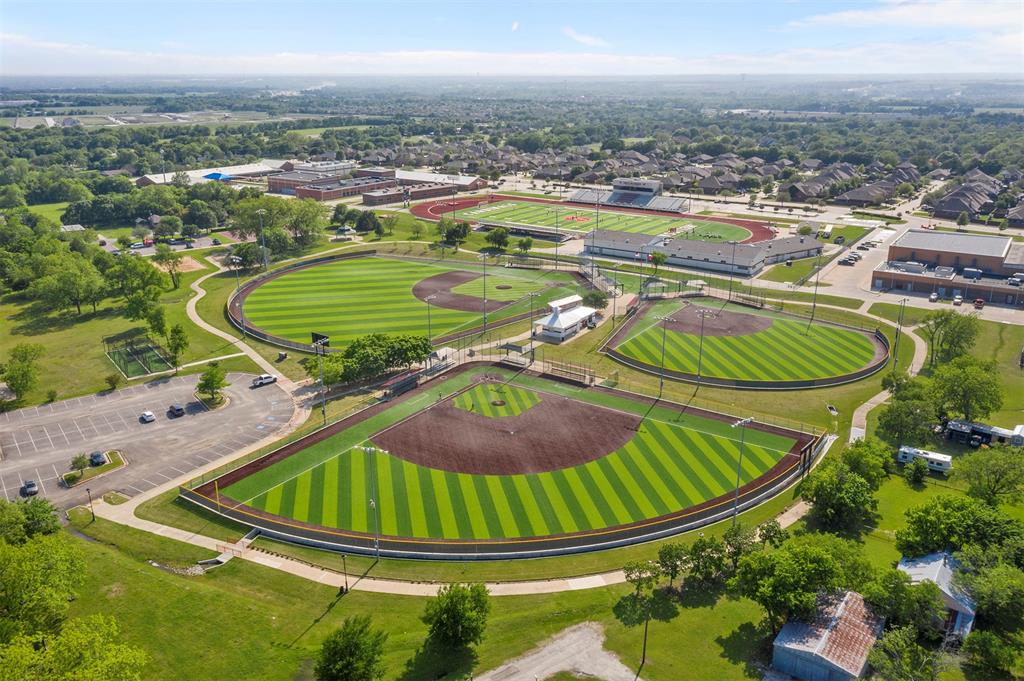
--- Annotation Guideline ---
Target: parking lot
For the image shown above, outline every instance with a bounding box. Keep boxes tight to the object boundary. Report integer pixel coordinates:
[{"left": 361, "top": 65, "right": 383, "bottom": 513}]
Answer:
[{"left": 0, "top": 372, "right": 294, "bottom": 508}]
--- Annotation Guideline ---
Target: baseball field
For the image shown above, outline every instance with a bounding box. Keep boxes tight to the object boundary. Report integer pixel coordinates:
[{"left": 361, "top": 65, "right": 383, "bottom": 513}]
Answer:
[
  {"left": 611, "top": 299, "right": 883, "bottom": 383},
  {"left": 239, "top": 256, "right": 580, "bottom": 345},
  {"left": 218, "top": 370, "right": 801, "bottom": 541},
  {"left": 454, "top": 199, "right": 752, "bottom": 240}
]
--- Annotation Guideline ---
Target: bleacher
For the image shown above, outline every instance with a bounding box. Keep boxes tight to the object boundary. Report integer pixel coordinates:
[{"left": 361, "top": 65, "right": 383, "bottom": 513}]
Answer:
[
  {"left": 564, "top": 177, "right": 685, "bottom": 214},
  {"left": 648, "top": 196, "right": 686, "bottom": 212},
  {"left": 567, "top": 188, "right": 611, "bottom": 205},
  {"left": 606, "top": 190, "right": 653, "bottom": 208}
]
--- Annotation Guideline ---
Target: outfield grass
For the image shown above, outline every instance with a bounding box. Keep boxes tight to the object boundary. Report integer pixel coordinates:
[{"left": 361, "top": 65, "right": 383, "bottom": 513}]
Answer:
[
  {"left": 614, "top": 300, "right": 879, "bottom": 383},
  {"left": 454, "top": 200, "right": 751, "bottom": 240},
  {"left": 241, "top": 255, "right": 580, "bottom": 345},
  {"left": 223, "top": 369, "right": 795, "bottom": 541}
]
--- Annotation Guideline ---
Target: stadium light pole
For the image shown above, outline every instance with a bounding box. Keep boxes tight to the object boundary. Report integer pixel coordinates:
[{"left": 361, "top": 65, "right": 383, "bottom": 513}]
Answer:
[
  {"left": 230, "top": 256, "right": 247, "bottom": 340},
  {"left": 256, "top": 208, "right": 269, "bottom": 271},
  {"left": 313, "top": 336, "right": 329, "bottom": 425},
  {"left": 425, "top": 294, "right": 437, "bottom": 343},
  {"left": 528, "top": 291, "right": 540, "bottom": 338},
  {"left": 361, "top": 446, "right": 383, "bottom": 559},
  {"left": 655, "top": 315, "right": 675, "bottom": 397},
  {"left": 480, "top": 253, "right": 489, "bottom": 334},
  {"left": 892, "top": 297, "right": 908, "bottom": 373},
  {"left": 806, "top": 249, "right": 823, "bottom": 333},
  {"left": 696, "top": 309, "right": 716, "bottom": 387},
  {"left": 731, "top": 417, "right": 754, "bottom": 526},
  {"left": 553, "top": 206, "right": 560, "bottom": 271},
  {"left": 727, "top": 240, "right": 738, "bottom": 302}
]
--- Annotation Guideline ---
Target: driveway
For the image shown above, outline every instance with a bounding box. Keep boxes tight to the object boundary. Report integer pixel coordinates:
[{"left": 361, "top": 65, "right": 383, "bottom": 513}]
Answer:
[{"left": 0, "top": 372, "right": 294, "bottom": 508}]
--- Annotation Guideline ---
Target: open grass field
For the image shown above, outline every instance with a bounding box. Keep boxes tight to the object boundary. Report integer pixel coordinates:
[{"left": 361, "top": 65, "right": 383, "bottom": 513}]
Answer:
[
  {"left": 240, "top": 255, "right": 580, "bottom": 344},
  {"left": 454, "top": 200, "right": 751, "bottom": 240},
  {"left": 221, "top": 370, "right": 796, "bottom": 541},
  {"left": 26, "top": 201, "right": 69, "bottom": 223},
  {"left": 613, "top": 299, "right": 880, "bottom": 383}
]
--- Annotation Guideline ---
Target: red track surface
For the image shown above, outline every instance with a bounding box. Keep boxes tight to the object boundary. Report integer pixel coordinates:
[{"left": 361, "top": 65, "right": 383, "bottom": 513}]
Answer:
[{"left": 409, "top": 193, "right": 776, "bottom": 244}]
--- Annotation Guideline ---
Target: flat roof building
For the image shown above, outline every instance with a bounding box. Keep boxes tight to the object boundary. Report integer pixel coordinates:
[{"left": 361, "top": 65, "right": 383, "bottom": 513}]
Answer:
[
  {"left": 584, "top": 229, "right": 821, "bottom": 277},
  {"left": 295, "top": 176, "right": 397, "bottom": 201}
]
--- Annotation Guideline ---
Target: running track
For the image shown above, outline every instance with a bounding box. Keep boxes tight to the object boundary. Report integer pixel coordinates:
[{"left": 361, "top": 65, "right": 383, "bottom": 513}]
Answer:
[{"left": 409, "top": 193, "right": 776, "bottom": 244}]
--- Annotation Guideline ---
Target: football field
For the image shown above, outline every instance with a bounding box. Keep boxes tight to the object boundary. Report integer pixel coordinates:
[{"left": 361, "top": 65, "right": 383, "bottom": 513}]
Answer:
[
  {"left": 454, "top": 199, "right": 752, "bottom": 240},
  {"left": 220, "top": 372, "right": 799, "bottom": 541}
]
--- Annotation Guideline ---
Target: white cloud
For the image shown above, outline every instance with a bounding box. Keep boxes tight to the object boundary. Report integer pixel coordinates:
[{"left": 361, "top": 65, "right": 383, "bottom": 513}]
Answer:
[
  {"left": 790, "top": 0, "right": 1020, "bottom": 29},
  {"left": 562, "top": 26, "right": 608, "bottom": 48},
  {"left": 511, "top": 21, "right": 519, "bottom": 32},
  {"left": 1, "top": 30, "right": 1020, "bottom": 76}
]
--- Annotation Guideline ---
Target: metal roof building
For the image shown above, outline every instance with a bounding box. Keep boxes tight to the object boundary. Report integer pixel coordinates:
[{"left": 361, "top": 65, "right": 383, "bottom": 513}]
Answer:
[
  {"left": 891, "top": 230, "right": 1012, "bottom": 259},
  {"left": 772, "top": 591, "right": 884, "bottom": 681},
  {"left": 897, "top": 552, "right": 975, "bottom": 637}
]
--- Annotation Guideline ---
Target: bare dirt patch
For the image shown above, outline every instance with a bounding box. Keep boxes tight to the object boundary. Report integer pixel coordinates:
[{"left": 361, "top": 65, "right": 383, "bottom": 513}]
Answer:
[
  {"left": 411, "top": 270, "right": 513, "bottom": 314},
  {"left": 664, "top": 303, "right": 773, "bottom": 337},
  {"left": 155, "top": 255, "right": 204, "bottom": 273},
  {"left": 372, "top": 382, "right": 641, "bottom": 475}
]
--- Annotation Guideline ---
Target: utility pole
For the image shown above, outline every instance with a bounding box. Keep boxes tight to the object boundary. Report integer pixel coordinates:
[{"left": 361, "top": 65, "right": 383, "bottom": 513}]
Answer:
[
  {"left": 425, "top": 294, "right": 436, "bottom": 342},
  {"left": 727, "top": 240, "right": 738, "bottom": 302},
  {"left": 696, "top": 309, "right": 715, "bottom": 387},
  {"left": 731, "top": 417, "right": 754, "bottom": 525},
  {"left": 361, "top": 445, "right": 383, "bottom": 560},
  {"left": 892, "top": 297, "right": 907, "bottom": 372},
  {"left": 806, "top": 250, "right": 823, "bottom": 333},
  {"left": 656, "top": 315, "right": 675, "bottom": 397},
  {"left": 481, "top": 253, "right": 488, "bottom": 334},
  {"left": 313, "top": 335, "right": 330, "bottom": 425},
  {"left": 230, "top": 256, "right": 247, "bottom": 340}
]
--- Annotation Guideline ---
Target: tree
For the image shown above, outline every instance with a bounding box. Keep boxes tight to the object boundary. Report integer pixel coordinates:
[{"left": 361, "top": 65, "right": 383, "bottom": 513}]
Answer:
[
  {"left": 582, "top": 290, "right": 608, "bottom": 310},
  {"left": 877, "top": 398, "right": 935, "bottom": 448},
  {"left": 171, "top": 170, "right": 191, "bottom": 187},
  {"left": 286, "top": 199, "right": 328, "bottom": 246},
  {"left": 30, "top": 254, "right": 107, "bottom": 314},
  {"left": 797, "top": 224, "right": 814, "bottom": 236},
  {"left": 167, "top": 324, "right": 190, "bottom": 370},
  {"left": 0, "top": 533, "right": 84, "bottom": 643},
  {"left": 70, "top": 454, "right": 89, "bottom": 480},
  {"left": 730, "top": 541, "right": 844, "bottom": 633},
  {"left": 147, "top": 305, "right": 168, "bottom": 340},
  {"left": 962, "top": 630, "right": 1018, "bottom": 675},
  {"left": 957, "top": 211, "right": 969, "bottom": 227},
  {"left": 0, "top": 184, "right": 27, "bottom": 209},
  {"left": 657, "top": 543, "right": 688, "bottom": 589},
  {"left": 355, "top": 210, "right": 380, "bottom": 235},
  {"left": 105, "top": 373, "right": 122, "bottom": 391},
  {"left": 801, "top": 461, "right": 877, "bottom": 531},
  {"left": 0, "top": 614, "right": 147, "bottom": 681},
  {"left": 623, "top": 560, "right": 662, "bottom": 597},
  {"left": 723, "top": 522, "right": 758, "bottom": 571},
  {"left": 314, "top": 615, "right": 388, "bottom": 681},
  {"left": 516, "top": 237, "right": 533, "bottom": 254},
  {"left": 196, "top": 362, "right": 228, "bottom": 403},
  {"left": 381, "top": 214, "right": 398, "bottom": 236},
  {"left": 484, "top": 227, "right": 509, "bottom": 250},
  {"left": 839, "top": 438, "right": 892, "bottom": 491},
  {"left": 918, "top": 310, "right": 979, "bottom": 367},
  {"left": 649, "top": 250, "right": 668, "bottom": 274},
  {"left": 868, "top": 625, "right": 945, "bottom": 681},
  {"left": 905, "top": 457, "right": 930, "bottom": 485},
  {"left": 152, "top": 243, "right": 183, "bottom": 288},
  {"left": 895, "top": 495, "right": 1023, "bottom": 556},
  {"left": 445, "top": 221, "right": 470, "bottom": 245},
  {"left": 688, "top": 535, "right": 727, "bottom": 583},
  {"left": 862, "top": 569, "right": 944, "bottom": 634},
  {"left": 421, "top": 583, "right": 490, "bottom": 648},
  {"left": 331, "top": 204, "right": 349, "bottom": 225},
  {"left": 930, "top": 356, "right": 1002, "bottom": 422},
  {"left": 154, "top": 215, "right": 182, "bottom": 239},
  {"left": 956, "top": 447, "right": 1024, "bottom": 506},
  {"left": 185, "top": 200, "right": 217, "bottom": 232},
  {"left": 409, "top": 221, "right": 423, "bottom": 240},
  {"left": 1, "top": 343, "right": 45, "bottom": 400},
  {"left": 758, "top": 519, "right": 789, "bottom": 548},
  {"left": 0, "top": 498, "right": 60, "bottom": 545},
  {"left": 435, "top": 216, "right": 454, "bottom": 242},
  {"left": 958, "top": 563, "right": 1024, "bottom": 630}
]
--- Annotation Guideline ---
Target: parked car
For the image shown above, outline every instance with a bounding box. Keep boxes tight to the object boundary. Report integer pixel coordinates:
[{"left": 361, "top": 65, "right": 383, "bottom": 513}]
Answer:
[
  {"left": 251, "top": 374, "right": 278, "bottom": 387},
  {"left": 130, "top": 242, "right": 145, "bottom": 250},
  {"left": 89, "top": 451, "right": 107, "bottom": 466},
  {"left": 211, "top": 238, "right": 222, "bottom": 245},
  {"left": 140, "top": 410, "right": 156, "bottom": 423},
  {"left": 838, "top": 258, "right": 855, "bottom": 266},
  {"left": 1008, "top": 277, "right": 1021, "bottom": 287},
  {"left": 973, "top": 298, "right": 986, "bottom": 309},
  {"left": 834, "top": 236, "right": 845, "bottom": 244},
  {"left": 953, "top": 295, "right": 963, "bottom": 306},
  {"left": 929, "top": 292, "right": 939, "bottom": 302},
  {"left": 22, "top": 480, "right": 39, "bottom": 496},
  {"left": 856, "top": 244, "right": 871, "bottom": 251},
  {"left": 168, "top": 404, "right": 186, "bottom": 418}
]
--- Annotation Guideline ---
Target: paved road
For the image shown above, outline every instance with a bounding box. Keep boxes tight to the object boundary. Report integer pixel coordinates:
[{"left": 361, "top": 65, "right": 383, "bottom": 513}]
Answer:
[{"left": 0, "top": 372, "right": 293, "bottom": 508}]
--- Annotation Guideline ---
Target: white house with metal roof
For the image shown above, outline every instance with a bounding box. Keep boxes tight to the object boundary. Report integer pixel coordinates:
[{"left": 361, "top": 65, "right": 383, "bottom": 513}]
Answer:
[
  {"left": 897, "top": 552, "right": 976, "bottom": 638},
  {"left": 533, "top": 294, "right": 596, "bottom": 342}
]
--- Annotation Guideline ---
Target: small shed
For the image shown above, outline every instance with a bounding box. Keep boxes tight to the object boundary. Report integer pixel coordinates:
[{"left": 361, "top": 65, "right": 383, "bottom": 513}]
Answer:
[
  {"left": 60, "top": 223, "right": 85, "bottom": 233},
  {"left": 898, "top": 552, "right": 976, "bottom": 637},
  {"left": 772, "top": 591, "right": 884, "bottom": 681}
]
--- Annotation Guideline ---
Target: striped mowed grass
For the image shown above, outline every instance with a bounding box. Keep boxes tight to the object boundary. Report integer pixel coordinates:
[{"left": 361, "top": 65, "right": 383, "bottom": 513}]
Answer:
[
  {"left": 454, "top": 199, "right": 751, "bottom": 240},
  {"left": 615, "top": 300, "right": 878, "bottom": 382},
  {"left": 242, "top": 256, "right": 577, "bottom": 345},
  {"left": 230, "top": 399, "right": 795, "bottom": 541},
  {"left": 452, "top": 384, "right": 541, "bottom": 418}
]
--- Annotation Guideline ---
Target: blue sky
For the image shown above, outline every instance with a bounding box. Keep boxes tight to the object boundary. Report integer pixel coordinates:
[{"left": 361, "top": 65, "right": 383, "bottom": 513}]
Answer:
[{"left": 1, "top": 0, "right": 1021, "bottom": 75}]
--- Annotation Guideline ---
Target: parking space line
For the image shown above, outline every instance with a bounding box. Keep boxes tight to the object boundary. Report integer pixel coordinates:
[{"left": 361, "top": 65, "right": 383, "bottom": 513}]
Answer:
[
  {"left": 126, "top": 485, "right": 145, "bottom": 494},
  {"left": 142, "top": 478, "right": 160, "bottom": 487},
  {"left": 52, "top": 464, "right": 61, "bottom": 481},
  {"left": 55, "top": 422, "right": 71, "bottom": 446},
  {"left": 168, "top": 466, "right": 188, "bottom": 475},
  {"left": 0, "top": 476, "right": 8, "bottom": 501},
  {"left": 72, "top": 419, "right": 85, "bottom": 440},
  {"left": 41, "top": 427, "right": 55, "bottom": 448},
  {"left": 116, "top": 412, "right": 130, "bottom": 428},
  {"left": 155, "top": 472, "right": 173, "bottom": 481},
  {"left": 34, "top": 469, "right": 44, "bottom": 494}
]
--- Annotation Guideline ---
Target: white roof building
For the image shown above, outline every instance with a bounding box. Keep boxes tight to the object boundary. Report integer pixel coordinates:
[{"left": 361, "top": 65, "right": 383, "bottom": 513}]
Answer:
[
  {"left": 135, "top": 159, "right": 289, "bottom": 187},
  {"left": 534, "top": 294, "right": 595, "bottom": 342},
  {"left": 898, "top": 551, "right": 976, "bottom": 637}
]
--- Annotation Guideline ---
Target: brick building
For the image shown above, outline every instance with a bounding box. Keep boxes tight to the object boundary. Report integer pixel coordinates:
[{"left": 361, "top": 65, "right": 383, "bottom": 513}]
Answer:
[
  {"left": 295, "top": 176, "right": 397, "bottom": 201},
  {"left": 361, "top": 182, "right": 456, "bottom": 206}
]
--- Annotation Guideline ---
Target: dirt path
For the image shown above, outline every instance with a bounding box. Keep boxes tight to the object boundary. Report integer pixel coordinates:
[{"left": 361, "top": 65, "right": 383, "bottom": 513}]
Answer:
[{"left": 477, "top": 622, "right": 641, "bottom": 681}]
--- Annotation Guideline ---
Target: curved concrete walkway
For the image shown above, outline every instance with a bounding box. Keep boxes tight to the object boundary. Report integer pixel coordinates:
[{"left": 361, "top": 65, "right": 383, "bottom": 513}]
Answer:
[{"left": 86, "top": 258, "right": 923, "bottom": 597}]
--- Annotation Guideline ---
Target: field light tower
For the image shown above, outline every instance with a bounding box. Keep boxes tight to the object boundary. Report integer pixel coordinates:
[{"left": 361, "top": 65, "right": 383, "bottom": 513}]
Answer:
[
  {"left": 655, "top": 315, "right": 675, "bottom": 397},
  {"left": 360, "top": 445, "right": 385, "bottom": 559},
  {"left": 255, "top": 208, "right": 269, "bottom": 271},
  {"left": 731, "top": 417, "right": 754, "bottom": 526}
]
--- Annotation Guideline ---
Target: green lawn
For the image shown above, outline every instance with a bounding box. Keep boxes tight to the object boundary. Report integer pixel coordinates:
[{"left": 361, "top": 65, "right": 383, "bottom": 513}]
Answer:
[
  {"left": 241, "top": 255, "right": 580, "bottom": 345},
  {"left": 0, "top": 258, "right": 259, "bottom": 404},
  {"left": 454, "top": 200, "right": 751, "bottom": 240},
  {"left": 757, "top": 254, "right": 830, "bottom": 285},
  {"left": 221, "top": 369, "right": 795, "bottom": 541},
  {"left": 26, "top": 201, "right": 69, "bottom": 223},
  {"left": 867, "top": 302, "right": 935, "bottom": 327},
  {"left": 613, "top": 300, "right": 879, "bottom": 383}
]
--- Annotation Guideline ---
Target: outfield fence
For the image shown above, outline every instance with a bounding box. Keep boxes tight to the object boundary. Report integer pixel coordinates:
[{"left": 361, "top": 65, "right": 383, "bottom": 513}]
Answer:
[{"left": 178, "top": 360, "right": 829, "bottom": 560}]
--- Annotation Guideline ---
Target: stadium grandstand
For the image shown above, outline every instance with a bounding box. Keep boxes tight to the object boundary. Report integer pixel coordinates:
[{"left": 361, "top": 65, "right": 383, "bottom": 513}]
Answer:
[{"left": 567, "top": 177, "right": 686, "bottom": 213}]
